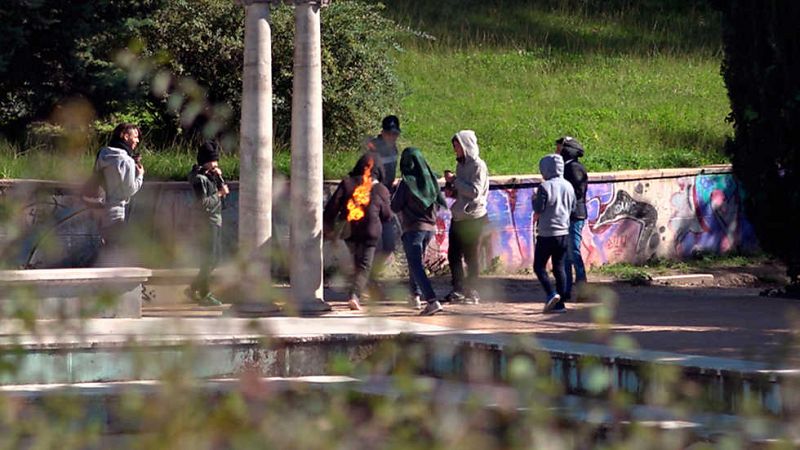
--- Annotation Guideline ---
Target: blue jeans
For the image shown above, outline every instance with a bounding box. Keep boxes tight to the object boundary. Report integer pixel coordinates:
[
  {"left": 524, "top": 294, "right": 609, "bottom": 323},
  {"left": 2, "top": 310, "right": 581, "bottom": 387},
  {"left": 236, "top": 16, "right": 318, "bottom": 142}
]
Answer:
[
  {"left": 402, "top": 230, "right": 437, "bottom": 302},
  {"left": 565, "top": 219, "right": 587, "bottom": 299}
]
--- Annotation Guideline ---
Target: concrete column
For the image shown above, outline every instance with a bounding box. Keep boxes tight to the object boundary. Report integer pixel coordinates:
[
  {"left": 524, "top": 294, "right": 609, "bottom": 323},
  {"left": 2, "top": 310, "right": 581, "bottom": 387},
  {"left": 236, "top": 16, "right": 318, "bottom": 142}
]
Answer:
[
  {"left": 289, "top": 0, "right": 330, "bottom": 312},
  {"left": 238, "top": 0, "right": 274, "bottom": 306}
]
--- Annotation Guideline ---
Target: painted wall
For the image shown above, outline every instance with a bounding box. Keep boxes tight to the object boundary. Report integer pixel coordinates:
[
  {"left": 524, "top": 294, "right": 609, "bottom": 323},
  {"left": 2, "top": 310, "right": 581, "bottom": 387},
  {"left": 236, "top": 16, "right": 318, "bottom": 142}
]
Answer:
[{"left": 0, "top": 166, "right": 758, "bottom": 272}]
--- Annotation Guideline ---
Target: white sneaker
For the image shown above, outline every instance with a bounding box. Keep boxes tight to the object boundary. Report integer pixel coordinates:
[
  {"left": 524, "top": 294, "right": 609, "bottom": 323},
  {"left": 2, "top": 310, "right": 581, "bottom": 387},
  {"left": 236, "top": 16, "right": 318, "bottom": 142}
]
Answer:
[{"left": 408, "top": 295, "right": 423, "bottom": 309}]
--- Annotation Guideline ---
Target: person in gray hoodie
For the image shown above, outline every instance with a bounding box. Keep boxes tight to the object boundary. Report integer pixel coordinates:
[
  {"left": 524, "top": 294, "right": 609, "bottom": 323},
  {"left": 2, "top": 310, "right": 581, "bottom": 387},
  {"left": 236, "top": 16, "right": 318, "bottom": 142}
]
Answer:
[
  {"left": 533, "top": 153, "right": 575, "bottom": 313},
  {"left": 443, "top": 130, "right": 489, "bottom": 304},
  {"left": 94, "top": 123, "right": 145, "bottom": 265}
]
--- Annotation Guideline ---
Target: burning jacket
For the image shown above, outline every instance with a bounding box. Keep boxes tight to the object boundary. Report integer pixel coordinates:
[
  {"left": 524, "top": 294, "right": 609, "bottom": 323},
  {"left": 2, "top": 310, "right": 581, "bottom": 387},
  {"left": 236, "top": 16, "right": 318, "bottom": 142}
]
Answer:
[{"left": 324, "top": 155, "right": 392, "bottom": 244}]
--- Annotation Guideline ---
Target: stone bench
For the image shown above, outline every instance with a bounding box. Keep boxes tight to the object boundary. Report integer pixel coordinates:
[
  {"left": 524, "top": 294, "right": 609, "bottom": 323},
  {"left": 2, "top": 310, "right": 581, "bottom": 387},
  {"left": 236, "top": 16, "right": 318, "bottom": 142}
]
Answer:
[{"left": 0, "top": 268, "right": 151, "bottom": 319}]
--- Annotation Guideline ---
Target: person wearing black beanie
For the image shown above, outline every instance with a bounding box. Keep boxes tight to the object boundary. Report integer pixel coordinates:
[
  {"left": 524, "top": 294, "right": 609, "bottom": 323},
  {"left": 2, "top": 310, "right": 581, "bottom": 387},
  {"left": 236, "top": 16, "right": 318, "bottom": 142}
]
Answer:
[{"left": 186, "top": 140, "right": 229, "bottom": 307}]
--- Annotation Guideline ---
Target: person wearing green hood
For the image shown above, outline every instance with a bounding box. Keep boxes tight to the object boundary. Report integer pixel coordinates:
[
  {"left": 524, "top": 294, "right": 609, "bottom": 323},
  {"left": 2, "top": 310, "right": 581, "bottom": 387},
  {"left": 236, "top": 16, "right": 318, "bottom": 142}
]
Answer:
[{"left": 391, "top": 147, "right": 448, "bottom": 316}]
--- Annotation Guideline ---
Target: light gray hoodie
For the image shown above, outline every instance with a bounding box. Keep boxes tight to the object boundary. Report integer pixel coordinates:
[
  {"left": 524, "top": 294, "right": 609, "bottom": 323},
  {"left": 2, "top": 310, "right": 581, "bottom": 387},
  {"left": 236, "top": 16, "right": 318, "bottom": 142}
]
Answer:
[
  {"left": 533, "top": 154, "right": 575, "bottom": 237},
  {"left": 95, "top": 146, "right": 144, "bottom": 224},
  {"left": 451, "top": 130, "right": 489, "bottom": 221}
]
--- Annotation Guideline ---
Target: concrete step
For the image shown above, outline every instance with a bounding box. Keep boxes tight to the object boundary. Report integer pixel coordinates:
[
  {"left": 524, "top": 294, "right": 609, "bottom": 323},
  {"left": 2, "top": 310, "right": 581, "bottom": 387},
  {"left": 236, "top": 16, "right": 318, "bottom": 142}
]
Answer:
[{"left": 0, "top": 317, "right": 796, "bottom": 416}]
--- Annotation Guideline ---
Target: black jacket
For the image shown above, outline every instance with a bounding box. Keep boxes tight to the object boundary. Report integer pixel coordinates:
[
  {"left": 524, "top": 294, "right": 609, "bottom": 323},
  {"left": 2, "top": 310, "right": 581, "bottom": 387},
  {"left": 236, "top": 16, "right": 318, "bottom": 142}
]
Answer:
[{"left": 561, "top": 141, "right": 588, "bottom": 220}]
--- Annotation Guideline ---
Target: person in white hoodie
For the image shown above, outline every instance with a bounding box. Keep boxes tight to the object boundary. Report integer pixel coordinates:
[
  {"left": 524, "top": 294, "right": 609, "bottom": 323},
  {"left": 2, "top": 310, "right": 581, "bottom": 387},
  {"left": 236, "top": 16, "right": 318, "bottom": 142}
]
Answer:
[
  {"left": 94, "top": 123, "right": 145, "bottom": 265},
  {"left": 443, "top": 130, "right": 489, "bottom": 304},
  {"left": 533, "top": 153, "right": 575, "bottom": 313}
]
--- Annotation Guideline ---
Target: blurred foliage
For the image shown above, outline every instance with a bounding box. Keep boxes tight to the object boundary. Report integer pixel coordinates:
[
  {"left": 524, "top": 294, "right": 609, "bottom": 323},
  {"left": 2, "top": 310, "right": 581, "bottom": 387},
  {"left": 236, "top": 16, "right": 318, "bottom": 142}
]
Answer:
[
  {"left": 0, "top": 0, "right": 161, "bottom": 139},
  {"left": 713, "top": 0, "right": 800, "bottom": 284},
  {"left": 0, "top": 0, "right": 403, "bottom": 151}
]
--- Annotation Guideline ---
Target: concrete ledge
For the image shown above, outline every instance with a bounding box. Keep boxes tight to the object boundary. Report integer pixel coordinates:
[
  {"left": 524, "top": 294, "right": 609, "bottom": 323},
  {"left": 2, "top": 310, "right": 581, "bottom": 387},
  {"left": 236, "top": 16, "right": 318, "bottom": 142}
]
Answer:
[
  {"left": 650, "top": 274, "right": 715, "bottom": 286},
  {"left": 0, "top": 268, "right": 151, "bottom": 319}
]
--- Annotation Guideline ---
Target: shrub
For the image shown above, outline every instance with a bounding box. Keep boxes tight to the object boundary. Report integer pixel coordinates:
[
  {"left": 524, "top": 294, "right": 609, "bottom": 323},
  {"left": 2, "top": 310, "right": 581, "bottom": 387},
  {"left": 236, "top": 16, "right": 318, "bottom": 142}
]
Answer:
[
  {"left": 714, "top": 1, "right": 800, "bottom": 283},
  {"left": 132, "top": 0, "right": 403, "bottom": 149}
]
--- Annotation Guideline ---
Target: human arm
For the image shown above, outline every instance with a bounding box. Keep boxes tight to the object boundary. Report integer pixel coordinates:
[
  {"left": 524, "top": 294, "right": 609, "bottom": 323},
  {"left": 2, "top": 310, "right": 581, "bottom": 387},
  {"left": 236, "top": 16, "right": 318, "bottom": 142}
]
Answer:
[
  {"left": 117, "top": 156, "right": 144, "bottom": 198},
  {"left": 377, "top": 185, "right": 392, "bottom": 223},
  {"left": 323, "top": 181, "right": 348, "bottom": 237},
  {"left": 452, "top": 163, "right": 487, "bottom": 200},
  {"left": 533, "top": 185, "right": 548, "bottom": 214},
  {"left": 390, "top": 182, "right": 407, "bottom": 213}
]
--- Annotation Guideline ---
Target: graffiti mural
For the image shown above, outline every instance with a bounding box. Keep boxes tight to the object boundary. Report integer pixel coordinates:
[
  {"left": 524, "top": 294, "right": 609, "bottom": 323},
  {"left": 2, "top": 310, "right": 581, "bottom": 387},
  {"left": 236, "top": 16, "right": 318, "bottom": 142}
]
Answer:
[
  {"left": 0, "top": 168, "right": 759, "bottom": 272},
  {"left": 669, "top": 174, "right": 758, "bottom": 257}
]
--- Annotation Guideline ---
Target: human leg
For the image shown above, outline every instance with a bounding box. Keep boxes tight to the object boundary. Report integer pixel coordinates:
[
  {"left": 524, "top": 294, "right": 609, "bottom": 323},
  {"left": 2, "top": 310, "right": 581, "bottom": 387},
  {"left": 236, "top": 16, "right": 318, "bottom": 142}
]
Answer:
[
  {"left": 533, "top": 236, "right": 556, "bottom": 298},
  {"left": 461, "top": 216, "right": 486, "bottom": 301},
  {"left": 571, "top": 220, "right": 587, "bottom": 283},
  {"left": 447, "top": 219, "right": 466, "bottom": 295},
  {"left": 551, "top": 235, "right": 569, "bottom": 303},
  {"left": 403, "top": 230, "right": 437, "bottom": 302}
]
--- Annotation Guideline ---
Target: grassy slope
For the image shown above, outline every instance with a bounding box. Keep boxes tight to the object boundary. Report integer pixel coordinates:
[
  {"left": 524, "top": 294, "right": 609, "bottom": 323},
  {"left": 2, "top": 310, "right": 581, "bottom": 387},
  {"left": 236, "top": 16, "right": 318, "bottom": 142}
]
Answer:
[
  {"left": 381, "top": 0, "right": 730, "bottom": 176},
  {"left": 0, "top": 0, "right": 731, "bottom": 181}
]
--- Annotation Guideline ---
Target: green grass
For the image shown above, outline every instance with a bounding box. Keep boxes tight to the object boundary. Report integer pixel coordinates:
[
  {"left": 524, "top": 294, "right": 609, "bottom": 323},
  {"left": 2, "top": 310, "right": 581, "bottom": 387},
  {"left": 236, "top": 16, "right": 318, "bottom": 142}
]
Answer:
[
  {"left": 0, "top": 0, "right": 732, "bottom": 181},
  {"left": 593, "top": 253, "right": 774, "bottom": 282}
]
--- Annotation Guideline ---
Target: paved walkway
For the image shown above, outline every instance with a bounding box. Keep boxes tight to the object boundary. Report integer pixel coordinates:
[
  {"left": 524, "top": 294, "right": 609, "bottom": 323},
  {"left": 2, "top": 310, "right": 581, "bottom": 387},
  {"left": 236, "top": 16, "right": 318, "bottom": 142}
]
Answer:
[{"left": 317, "top": 276, "right": 800, "bottom": 365}]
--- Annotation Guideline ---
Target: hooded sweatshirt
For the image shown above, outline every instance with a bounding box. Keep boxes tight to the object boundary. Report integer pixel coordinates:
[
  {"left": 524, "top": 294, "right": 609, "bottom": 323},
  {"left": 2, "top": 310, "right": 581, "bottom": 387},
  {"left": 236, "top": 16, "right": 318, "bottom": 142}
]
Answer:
[
  {"left": 560, "top": 138, "right": 588, "bottom": 220},
  {"left": 323, "top": 154, "right": 392, "bottom": 244},
  {"left": 533, "top": 154, "right": 575, "bottom": 237},
  {"left": 95, "top": 142, "right": 144, "bottom": 224},
  {"left": 391, "top": 148, "right": 447, "bottom": 233},
  {"left": 451, "top": 130, "right": 489, "bottom": 221}
]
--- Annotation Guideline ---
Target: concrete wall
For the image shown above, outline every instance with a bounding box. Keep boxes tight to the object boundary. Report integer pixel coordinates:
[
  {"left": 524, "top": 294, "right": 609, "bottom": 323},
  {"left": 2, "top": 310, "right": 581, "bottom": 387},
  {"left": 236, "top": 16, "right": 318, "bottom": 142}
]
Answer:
[{"left": 0, "top": 165, "right": 758, "bottom": 272}]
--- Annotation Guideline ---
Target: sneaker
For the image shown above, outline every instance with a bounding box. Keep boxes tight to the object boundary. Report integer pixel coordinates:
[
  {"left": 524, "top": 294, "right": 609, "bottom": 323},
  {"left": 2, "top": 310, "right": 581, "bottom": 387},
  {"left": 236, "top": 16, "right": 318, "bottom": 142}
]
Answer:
[
  {"left": 543, "top": 293, "right": 561, "bottom": 313},
  {"left": 419, "top": 300, "right": 443, "bottom": 316},
  {"left": 443, "top": 291, "right": 466, "bottom": 304},
  {"left": 408, "top": 295, "right": 423, "bottom": 309},
  {"left": 348, "top": 296, "right": 362, "bottom": 311},
  {"left": 199, "top": 293, "right": 223, "bottom": 307},
  {"left": 184, "top": 287, "right": 201, "bottom": 302},
  {"left": 464, "top": 290, "right": 480, "bottom": 305},
  {"left": 545, "top": 305, "right": 568, "bottom": 314}
]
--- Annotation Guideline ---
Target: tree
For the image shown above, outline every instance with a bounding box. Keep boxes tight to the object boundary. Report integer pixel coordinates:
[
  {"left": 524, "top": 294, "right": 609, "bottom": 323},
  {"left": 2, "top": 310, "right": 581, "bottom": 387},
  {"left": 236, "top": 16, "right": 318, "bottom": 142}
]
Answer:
[
  {"left": 0, "top": 0, "right": 161, "bottom": 138},
  {"left": 715, "top": 1, "right": 800, "bottom": 286}
]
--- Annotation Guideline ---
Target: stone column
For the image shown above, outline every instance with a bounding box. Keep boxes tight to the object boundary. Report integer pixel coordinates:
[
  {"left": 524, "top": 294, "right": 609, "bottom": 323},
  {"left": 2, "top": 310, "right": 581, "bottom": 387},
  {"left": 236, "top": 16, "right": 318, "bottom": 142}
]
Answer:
[
  {"left": 289, "top": 0, "right": 330, "bottom": 312},
  {"left": 238, "top": 0, "right": 274, "bottom": 307}
]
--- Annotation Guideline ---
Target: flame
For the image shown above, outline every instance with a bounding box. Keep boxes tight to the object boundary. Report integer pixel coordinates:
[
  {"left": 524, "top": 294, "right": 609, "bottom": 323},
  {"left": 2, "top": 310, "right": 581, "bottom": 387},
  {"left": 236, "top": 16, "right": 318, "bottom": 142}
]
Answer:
[{"left": 346, "top": 159, "right": 373, "bottom": 222}]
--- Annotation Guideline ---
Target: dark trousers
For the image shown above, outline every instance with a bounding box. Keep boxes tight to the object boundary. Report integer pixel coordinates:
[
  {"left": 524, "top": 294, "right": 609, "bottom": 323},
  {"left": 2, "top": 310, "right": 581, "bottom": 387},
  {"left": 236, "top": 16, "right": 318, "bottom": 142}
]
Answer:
[
  {"left": 96, "top": 221, "right": 126, "bottom": 267},
  {"left": 534, "top": 235, "right": 568, "bottom": 301},
  {"left": 448, "top": 216, "right": 487, "bottom": 293},
  {"left": 402, "top": 230, "right": 436, "bottom": 302},
  {"left": 347, "top": 241, "right": 377, "bottom": 299},
  {"left": 190, "top": 223, "right": 222, "bottom": 298},
  {"left": 371, "top": 217, "right": 397, "bottom": 279}
]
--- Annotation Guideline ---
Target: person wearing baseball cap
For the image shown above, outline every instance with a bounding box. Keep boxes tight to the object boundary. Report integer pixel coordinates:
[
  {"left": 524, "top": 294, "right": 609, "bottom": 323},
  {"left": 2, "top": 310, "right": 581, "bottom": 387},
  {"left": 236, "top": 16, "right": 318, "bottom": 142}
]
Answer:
[{"left": 366, "top": 115, "right": 402, "bottom": 294}]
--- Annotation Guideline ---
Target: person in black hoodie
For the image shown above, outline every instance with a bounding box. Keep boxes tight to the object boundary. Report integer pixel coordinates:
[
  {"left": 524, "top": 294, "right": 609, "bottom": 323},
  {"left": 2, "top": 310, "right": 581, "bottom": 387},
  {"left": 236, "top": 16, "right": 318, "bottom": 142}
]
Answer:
[
  {"left": 324, "top": 154, "right": 392, "bottom": 311},
  {"left": 555, "top": 136, "right": 588, "bottom": 300}
]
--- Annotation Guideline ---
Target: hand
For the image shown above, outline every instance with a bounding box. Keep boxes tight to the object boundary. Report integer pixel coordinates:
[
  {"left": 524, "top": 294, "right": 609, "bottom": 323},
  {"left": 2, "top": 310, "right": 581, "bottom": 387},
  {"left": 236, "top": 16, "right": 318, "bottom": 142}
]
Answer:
[
  {"left": 211, "top": 167, "right": 223, "bottom": 177},
  {"left": 444, "top": 170, "right": 455, "bottom": 183},
  {"left": 136, "top": 162, "right": 144, "bottom": 176},
  {"left": 218, "top": 184, "right": 230, "bottom": 198}
]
